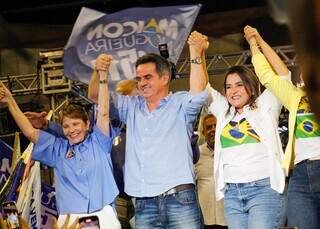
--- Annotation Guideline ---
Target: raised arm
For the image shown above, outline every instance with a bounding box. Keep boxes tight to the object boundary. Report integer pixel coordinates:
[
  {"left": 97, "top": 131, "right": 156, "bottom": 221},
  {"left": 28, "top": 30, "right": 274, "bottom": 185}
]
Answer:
[
  {"left": 244, "top": 29, "right": 299, "bottom": 110},
  {"left": 88, "top": 69, "right": 99, "bottom": 103},
  {"left": 88, "top": 54, "right": 113, "bottom": 104},
  {"left": 188, "top": 31, "right": 209, "bottom": 95},
  {"left": 244, "top": 25, "right": 289, "bottom": 76},
  {"left": 245, "top": 30, "right": 261, "bottom": 57},
  {"left": 0, "top": 81, "right": 39, "bottom": 143},
  {"left": 95, "top": 54, "right": 112, "bottom": 136}
]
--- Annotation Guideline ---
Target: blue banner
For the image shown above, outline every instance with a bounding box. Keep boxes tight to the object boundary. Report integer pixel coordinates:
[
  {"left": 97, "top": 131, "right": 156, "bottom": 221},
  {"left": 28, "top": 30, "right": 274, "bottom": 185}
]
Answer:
[
  {"left": 0, "top": 139, "right": 25, "bottom": 204},
  {"left": 0, "top": 139, "right": 13, "bottom": 189},
  {"left": 63, "top": 5, "right": 201, "bottom": 87},
  {"left": 40, "top": 184, "right": 58, "bottom": 229},
  {"left": 0, "top": 160, "right": 25, "bottom": 203}
]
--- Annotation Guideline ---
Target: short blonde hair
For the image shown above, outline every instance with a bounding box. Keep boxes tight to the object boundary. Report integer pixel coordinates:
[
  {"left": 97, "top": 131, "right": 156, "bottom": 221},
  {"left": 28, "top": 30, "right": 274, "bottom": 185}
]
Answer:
[{"left": 115, "top": 79, "right": 137, "bottom": 95}]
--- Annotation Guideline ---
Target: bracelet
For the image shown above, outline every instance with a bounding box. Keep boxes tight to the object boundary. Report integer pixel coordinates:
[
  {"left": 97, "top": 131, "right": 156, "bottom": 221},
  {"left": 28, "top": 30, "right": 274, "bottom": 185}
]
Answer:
[
  {"left": 250, "top": 43, "right": 260, "bottom": 48},
  {"left": 99, "top": 79, "right": 108, "bottom": 84}
]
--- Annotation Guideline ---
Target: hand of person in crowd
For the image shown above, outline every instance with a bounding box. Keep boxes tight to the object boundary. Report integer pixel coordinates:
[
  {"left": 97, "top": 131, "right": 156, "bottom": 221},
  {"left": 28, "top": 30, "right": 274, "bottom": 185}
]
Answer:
[
  {"left": 24, "top": 111, "right": 48, "bottom": 129},
  {"left": 0, "top": 214, "right": 8, "bottom": 229},
  {"left": 23, "top": 159, "right": 35, "bottom": 180},
  {"left": 18, "top": 216, "right": 29, "bottom": 229},
  {"left": 0, "top": 81, "right": 12, "bottom": 103},
  {"left": 187, "top": 31, "right": 209, "bottom": 54},
  {"left": 52, "top": 214, "right": 83, "bottom": 229},
  {"left": 243, "top": 25, "right": 262, "bottom": 46},
  {"left": 0, "top": 214, "right": 30, "bottom": 229}
]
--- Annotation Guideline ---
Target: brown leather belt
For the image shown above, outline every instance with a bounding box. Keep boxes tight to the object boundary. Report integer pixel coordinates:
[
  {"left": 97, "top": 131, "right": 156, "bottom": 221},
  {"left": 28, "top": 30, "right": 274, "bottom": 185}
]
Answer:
[{"left": 137, "top": 184, "right": 194, "bottom": 200}]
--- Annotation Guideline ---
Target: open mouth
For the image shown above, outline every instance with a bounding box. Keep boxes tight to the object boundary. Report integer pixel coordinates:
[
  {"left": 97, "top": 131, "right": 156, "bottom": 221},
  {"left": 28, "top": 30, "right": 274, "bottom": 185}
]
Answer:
[
  {"left": 231, "top": 95, "right": 241, "bottom": 100},
  {"left": 69, "top": 132, "right": 80, "bottom": 138}
]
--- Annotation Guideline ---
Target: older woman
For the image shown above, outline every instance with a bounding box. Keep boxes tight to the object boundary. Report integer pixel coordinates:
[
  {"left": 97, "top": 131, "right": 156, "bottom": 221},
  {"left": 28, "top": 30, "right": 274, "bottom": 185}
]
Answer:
[{"left": 0, "top": 55, "right": 120, "bottom": 229}]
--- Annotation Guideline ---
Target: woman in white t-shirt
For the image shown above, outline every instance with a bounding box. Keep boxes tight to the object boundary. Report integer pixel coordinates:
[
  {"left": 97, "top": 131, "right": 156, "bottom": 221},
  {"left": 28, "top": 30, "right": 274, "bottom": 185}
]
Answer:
[{"left": 196, "top": 30, "right": 289, "bottom": 229}]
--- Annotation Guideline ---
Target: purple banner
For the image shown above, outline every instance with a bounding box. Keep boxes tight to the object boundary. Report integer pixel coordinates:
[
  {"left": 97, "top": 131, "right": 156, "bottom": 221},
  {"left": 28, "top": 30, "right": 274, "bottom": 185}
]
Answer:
[{"left": 0, "top": 139, "right": 13, "bottom": 189}]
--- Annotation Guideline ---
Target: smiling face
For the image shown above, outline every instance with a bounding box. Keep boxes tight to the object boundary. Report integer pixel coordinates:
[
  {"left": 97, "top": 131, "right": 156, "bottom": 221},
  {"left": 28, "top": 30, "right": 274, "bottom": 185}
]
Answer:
[
  {"left": 62, "top": 116, "right": 90, "bottom": 145},
  {"left": 135, "top": 62, "right": 169, "bottom": 101},
  {"left": 225, "top": 73, "right": 251, "bottom": 113},
  {"left": 59, "top": 104, "right": 90, "bottom": 145},
  {"left": 224, "top": 66, "right": 260, "bottom": 113}
]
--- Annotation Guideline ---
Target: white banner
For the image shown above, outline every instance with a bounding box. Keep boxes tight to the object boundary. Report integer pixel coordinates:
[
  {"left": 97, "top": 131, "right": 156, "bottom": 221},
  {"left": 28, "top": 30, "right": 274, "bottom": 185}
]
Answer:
[{"left": 16, "top": 161, "right": 42, "bottom": 229}]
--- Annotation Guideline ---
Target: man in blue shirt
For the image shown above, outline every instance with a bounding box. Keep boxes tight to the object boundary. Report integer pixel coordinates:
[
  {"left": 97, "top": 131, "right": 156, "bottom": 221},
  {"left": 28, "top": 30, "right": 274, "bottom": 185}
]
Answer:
[{"left": 88, "top": 31, "right": 209, "bottom": 228}]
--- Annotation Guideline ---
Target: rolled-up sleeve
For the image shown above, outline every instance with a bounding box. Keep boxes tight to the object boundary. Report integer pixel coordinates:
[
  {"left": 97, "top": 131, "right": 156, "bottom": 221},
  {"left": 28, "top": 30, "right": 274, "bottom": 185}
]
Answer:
[
  {"left": 110, "top": 92, "right": 134, "bottom": 123},
  {"left": 252, "top": 53, "right": 298, "bottom": 110},
  {"left": 32, "top": 130, "right": 61, "bottom": 167},
  {"left": 206, "top": 84, "right": 229, "bottom": 117},
  {"left": 182, "top": 90, "right": 208, "bottom": 118},
  {"left": 91, "top": 125, "right": 113, "bottom": 155}
]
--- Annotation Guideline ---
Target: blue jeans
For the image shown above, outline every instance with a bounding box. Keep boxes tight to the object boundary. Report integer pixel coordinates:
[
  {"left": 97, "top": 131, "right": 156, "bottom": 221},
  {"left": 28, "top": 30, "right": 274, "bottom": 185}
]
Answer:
[
  {"left": 134, "top": 187, "right": 203, "bottom": 229},
  {"left": 287, "top": 159, "right": 320, "bottom": 229},
  {"left": 224, "top": 178, "right": 285, "bottom": 229}
]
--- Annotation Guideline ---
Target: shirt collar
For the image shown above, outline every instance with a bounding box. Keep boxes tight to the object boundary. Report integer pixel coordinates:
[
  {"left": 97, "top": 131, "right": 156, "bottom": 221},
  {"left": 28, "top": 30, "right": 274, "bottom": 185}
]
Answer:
[
  {"left": 68, "top": 132, "right": 90, "bottom": 150},
  {"left": 160, "top": 92, "right": 172, "bottom": 105},
  {"left": 206, "top": 143, "right": 214, "bottom": 153},
  {"left": 205, "top": 144, "right": 214, "bottom": 157},
  {"left": 140, "top": 92, "right": 172, "bottom": 111},
  {"left": 229, "top": 103, "right": 253, "bottom": 115}
]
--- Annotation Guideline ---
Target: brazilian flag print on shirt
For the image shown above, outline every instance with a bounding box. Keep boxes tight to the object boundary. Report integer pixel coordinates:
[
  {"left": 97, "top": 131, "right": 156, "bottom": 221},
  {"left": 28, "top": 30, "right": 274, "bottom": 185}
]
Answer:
[
  {"left": 295, "top": 96, "right": 320, "bottom": 139},
  {"left": 220, "top": 118, "right": 260, "bottom": 148}
]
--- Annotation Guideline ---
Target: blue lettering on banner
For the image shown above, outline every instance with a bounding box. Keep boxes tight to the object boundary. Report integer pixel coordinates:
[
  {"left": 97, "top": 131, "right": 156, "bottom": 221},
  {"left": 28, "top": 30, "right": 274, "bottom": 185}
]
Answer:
[
  {"left": 63, "top": 5, "right": 201, "bottom": 87},
  {"left": 0, "top": 139, "right": 13, "bottom": 188}
]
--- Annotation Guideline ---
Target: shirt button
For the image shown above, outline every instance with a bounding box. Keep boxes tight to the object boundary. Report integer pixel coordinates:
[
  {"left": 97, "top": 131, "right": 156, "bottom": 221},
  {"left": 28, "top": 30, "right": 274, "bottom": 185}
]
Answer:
[
  {"left": 142, "top": 179, "right": 145, "bottom": 182},
  {"left": 142, "top": 151, "right": 145, "bottom": 155}
]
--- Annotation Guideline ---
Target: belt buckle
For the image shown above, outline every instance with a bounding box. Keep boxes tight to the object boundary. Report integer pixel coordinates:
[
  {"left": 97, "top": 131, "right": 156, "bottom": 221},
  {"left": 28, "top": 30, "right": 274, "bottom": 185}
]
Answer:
[
  {"left": 165, "top": 188, "right": 177, "bottom": 196},
  {"left": 158, "top": 187, "right": 177, "bottom": 197}
]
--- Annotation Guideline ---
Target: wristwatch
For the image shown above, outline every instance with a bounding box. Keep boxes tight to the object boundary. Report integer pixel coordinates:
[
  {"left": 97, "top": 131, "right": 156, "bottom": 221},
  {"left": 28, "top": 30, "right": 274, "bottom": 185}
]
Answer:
[
  {"left": 190, "top": 56, "right": 202, "bottom": 64},
  {"left": 99, "top": 79, "right": 108, "bottom": 84}
]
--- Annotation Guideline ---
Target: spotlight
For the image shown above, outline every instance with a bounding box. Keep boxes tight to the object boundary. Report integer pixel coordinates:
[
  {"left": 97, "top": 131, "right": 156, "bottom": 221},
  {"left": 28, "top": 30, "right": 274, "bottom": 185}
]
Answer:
[
  {"left": 158, "top": 43, "right": 169, "bottom": 59},
  {"left": 158, "top": 43, "right": 178, "bottom": 80}
]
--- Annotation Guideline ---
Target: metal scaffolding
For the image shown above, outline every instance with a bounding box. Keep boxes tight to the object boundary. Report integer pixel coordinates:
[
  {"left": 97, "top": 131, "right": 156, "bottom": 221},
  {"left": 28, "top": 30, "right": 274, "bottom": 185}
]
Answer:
[
  {"left": 0, "top": 45, "right": 297, "bottom": 95},
  {"left": 0, "top": 44, "right": 297, "bottom": 124},
  {"left": 176, "top": 45, "right": 297, "bottom": 77}
]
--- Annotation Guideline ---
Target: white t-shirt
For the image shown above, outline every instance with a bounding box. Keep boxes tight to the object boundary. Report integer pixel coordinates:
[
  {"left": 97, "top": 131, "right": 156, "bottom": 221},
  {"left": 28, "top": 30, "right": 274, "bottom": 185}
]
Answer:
[
  {"left": 220, "top": 112, "right": 269, "bottom": 183},
  {"left": 294, "top": 96, "right": 320, "bottom": 164}
]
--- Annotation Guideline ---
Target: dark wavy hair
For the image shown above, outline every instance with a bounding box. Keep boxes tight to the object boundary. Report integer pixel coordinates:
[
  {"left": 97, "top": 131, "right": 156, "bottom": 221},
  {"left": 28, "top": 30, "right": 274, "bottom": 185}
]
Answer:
[
  {"left": 224, "top": 65, "right": 261, "bottom": 114},
  {"left": 135, "top": 53, "right": 172, "bottom": 81}
]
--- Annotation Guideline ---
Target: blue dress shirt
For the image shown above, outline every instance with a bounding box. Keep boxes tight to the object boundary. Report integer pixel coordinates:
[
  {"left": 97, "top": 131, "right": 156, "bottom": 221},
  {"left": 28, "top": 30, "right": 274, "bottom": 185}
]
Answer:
[
  {"left": 111, "top": 90, "right": 208, "bottom": 197},
  {"left": 32, "top": 126, "right": 119, "bottom": 214}
]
